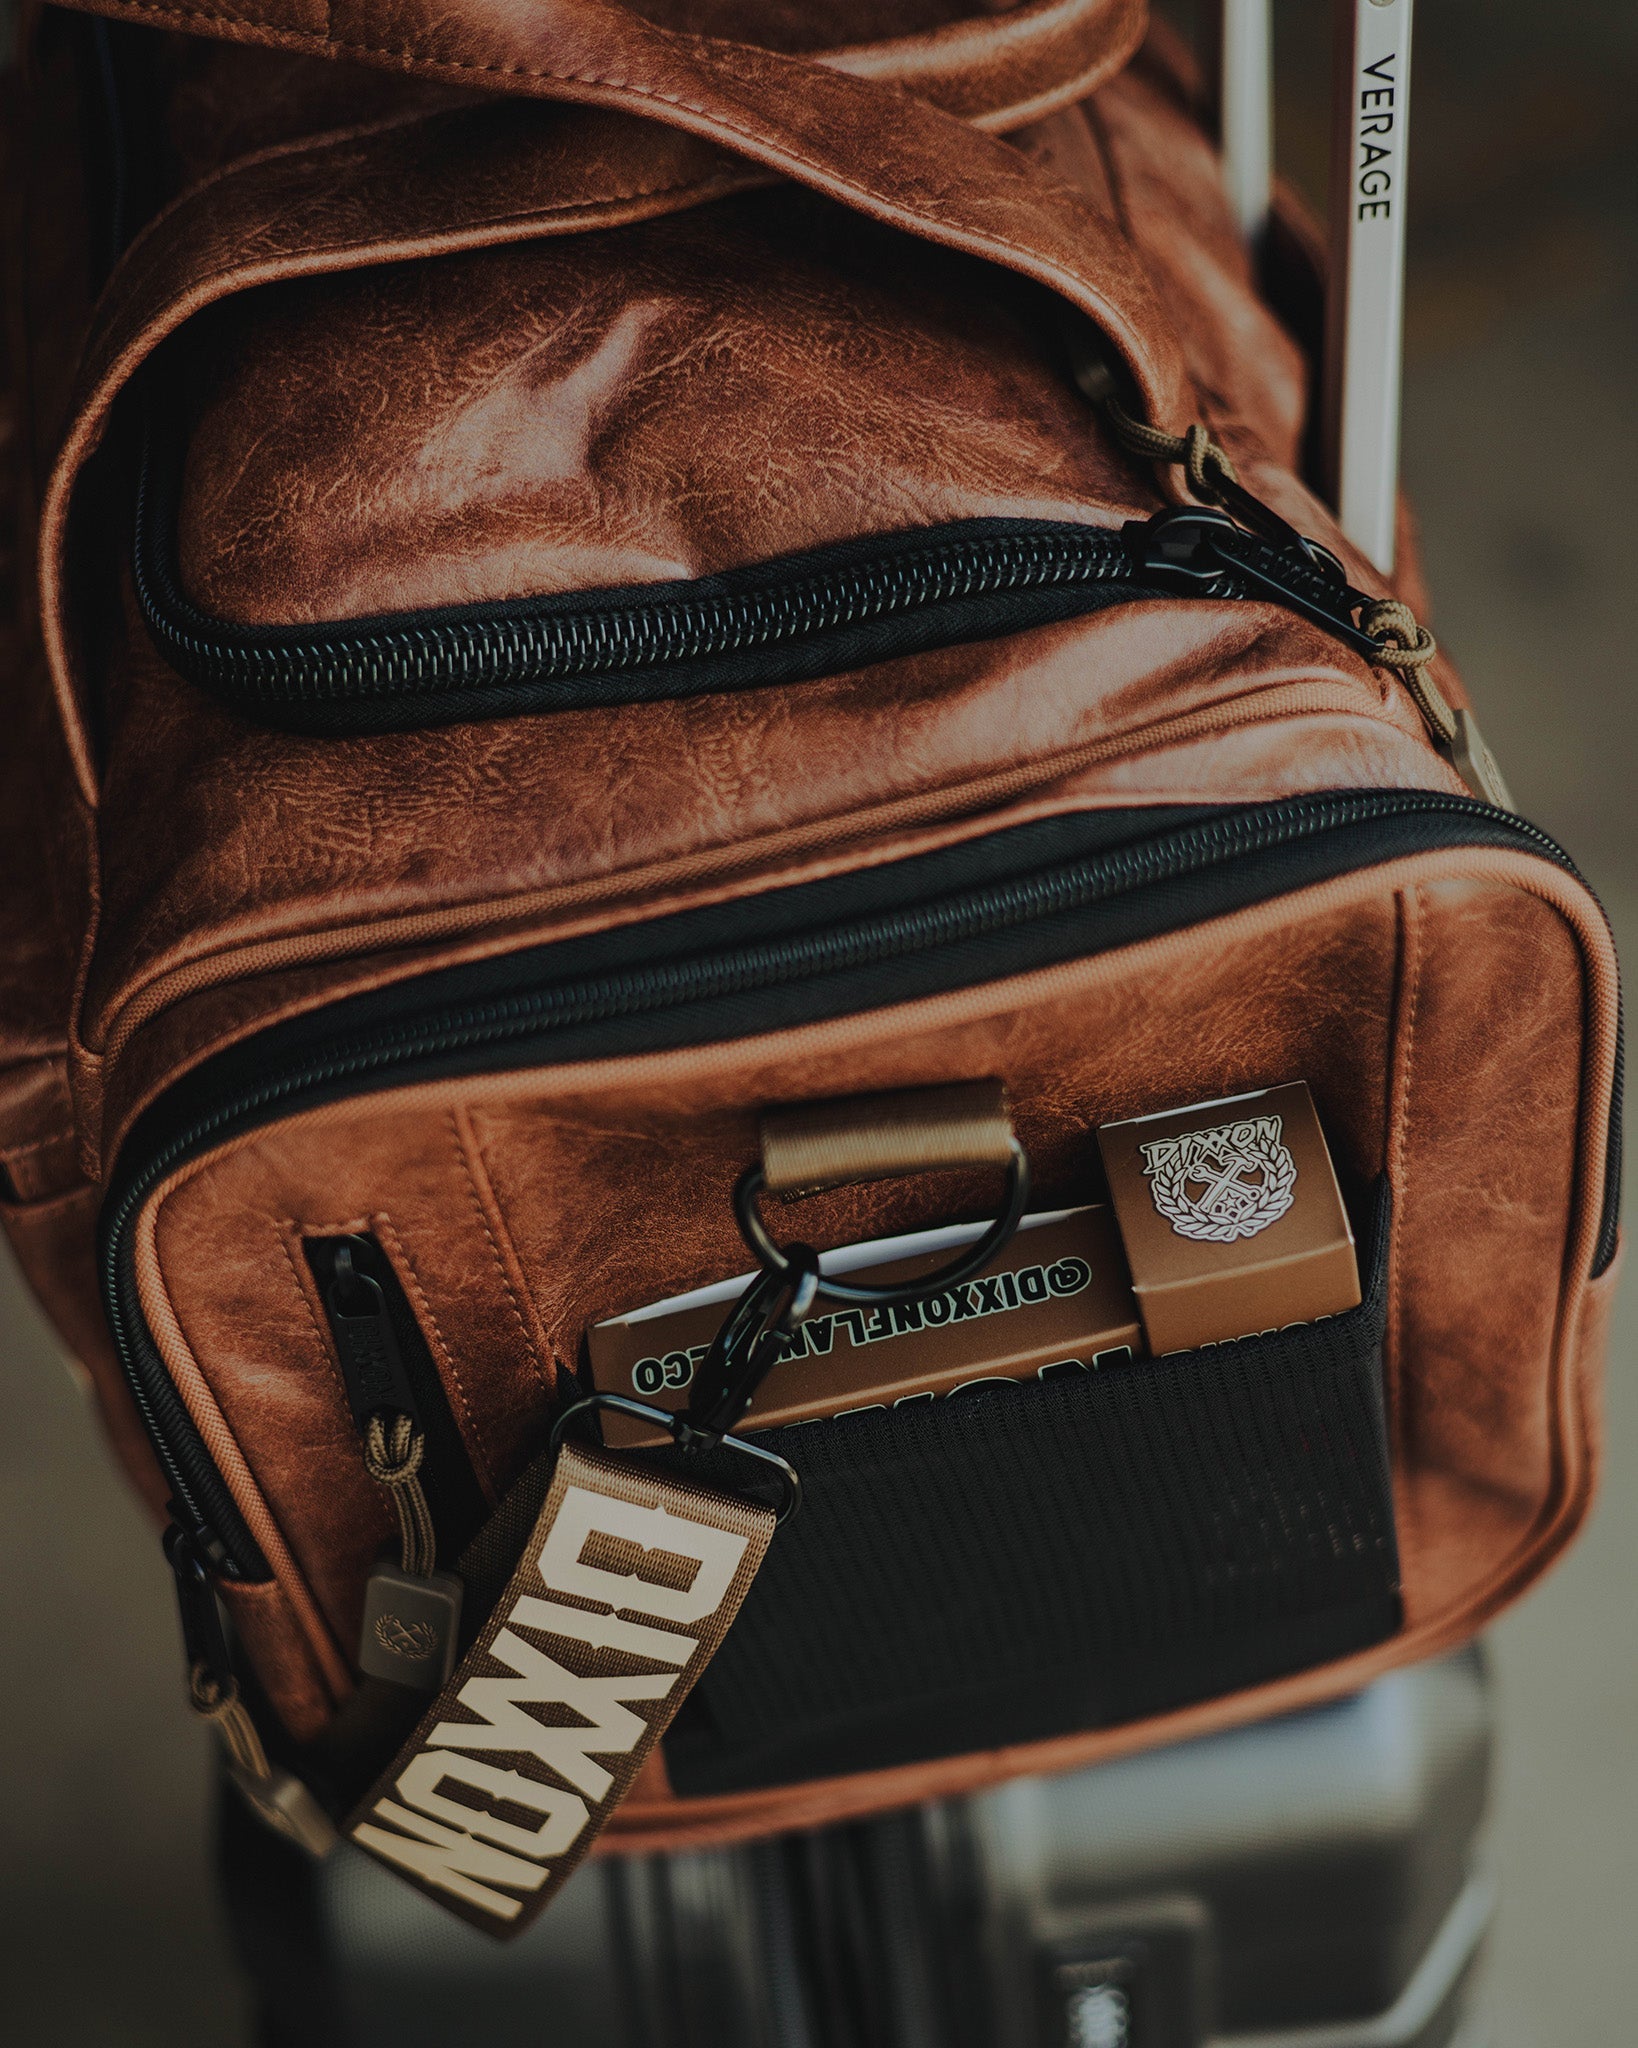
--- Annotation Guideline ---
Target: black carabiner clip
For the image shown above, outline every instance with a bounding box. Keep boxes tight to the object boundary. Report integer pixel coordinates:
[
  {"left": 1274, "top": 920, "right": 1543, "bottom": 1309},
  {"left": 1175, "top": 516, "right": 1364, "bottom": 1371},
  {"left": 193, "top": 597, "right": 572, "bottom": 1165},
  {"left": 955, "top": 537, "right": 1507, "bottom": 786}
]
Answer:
[
  {"left": 684, "top": 1246, "right": 821, "bottom": 1441},
  {"left": 733, "top": 1140, "right": 1031, "bottom": 1307},
  {"left": 549, "top": 1390, "right": 803, "bottom": 1525},
  {"left": 682, "top": 1135, "right": 1031, "bottom": 1441}
]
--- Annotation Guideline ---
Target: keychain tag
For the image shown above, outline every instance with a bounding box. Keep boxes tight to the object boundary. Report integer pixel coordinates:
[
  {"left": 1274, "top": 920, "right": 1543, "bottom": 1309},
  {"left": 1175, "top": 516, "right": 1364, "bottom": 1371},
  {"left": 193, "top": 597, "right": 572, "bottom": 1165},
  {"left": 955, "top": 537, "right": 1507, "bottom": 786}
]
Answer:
[
  {"left": 358, "top": 1563, "right": 465, "bottom": 1691},
  {"left": 346, "top": 1442, "right": 775, "bottom": 1936}
]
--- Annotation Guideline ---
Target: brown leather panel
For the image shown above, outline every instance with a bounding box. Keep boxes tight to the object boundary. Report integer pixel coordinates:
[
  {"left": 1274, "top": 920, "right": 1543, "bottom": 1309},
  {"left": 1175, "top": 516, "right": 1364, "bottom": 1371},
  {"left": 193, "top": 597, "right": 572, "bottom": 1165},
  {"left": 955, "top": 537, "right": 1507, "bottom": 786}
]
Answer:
[
  {"left": 139, "top": 870, "right": 1392, "bottom": 1669},
  {"left": 218, "top": 1574, "right": 339, "bottom": 1740},
  {"left": 41, "top": 105, "right": 762, "bottom": 798},
  {"left": 630, "top": 0, "right": 972, "bottom": 49},
  {"left": 134, "top": 1181, "right": 357, "bottom": 1698},
  {"left": 1092, "top": 67, "right": 1305, "bottom": 471},
  {"left": 1567, "top": 1238, "right": 1621, "bottom": 1517},
  {"left": 157, "top": 41, "right": 474, "bottom": 191},
  {"left": 151, "top": 0, "right": 1146, "bottom": 207},
  {"left": 0, "top": 1057, "right": 80, "bottom": 1203},
  {"left": 1386, "top": 880, "right": 1589, "bottom": 1596},
  {"left": 88, "top": 678, "right": 1470, "bottom": 1176},
  {"left": 172, "top": 193, "right": 1151, "bottom": 626},
  {"left": 825, "top": 0, "right": 1146, "bottom": 130},
  {"left": 68, "top": 0, "right": 1148, "bottom": 133},
  {"left": 80, "top": 571, "right": 1452, "bottom": 1115},
  {"left": 0, "top": 1181, "right": 172, "bottom": 1521},
  {"left": 134, "top": 850, "right": 1615, "bottom": 1781},
  {"left": 0, "top": 630, "right": 94, "bottom": 1209}
]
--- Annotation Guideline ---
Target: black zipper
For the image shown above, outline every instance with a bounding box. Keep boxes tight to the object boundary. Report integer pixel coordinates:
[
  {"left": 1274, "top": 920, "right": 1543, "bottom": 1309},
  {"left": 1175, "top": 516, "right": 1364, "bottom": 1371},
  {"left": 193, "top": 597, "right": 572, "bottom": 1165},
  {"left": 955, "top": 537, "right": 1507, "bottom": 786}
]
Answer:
[
  {"left": 307, "top": 1234, "right": 488, "bottom": 1559},
  {"left": 134, "top": 414, "right": 1400, "bottom": 737},
  {"left": 99, "top": 790, "right": 1620, "bottom": 1577}
]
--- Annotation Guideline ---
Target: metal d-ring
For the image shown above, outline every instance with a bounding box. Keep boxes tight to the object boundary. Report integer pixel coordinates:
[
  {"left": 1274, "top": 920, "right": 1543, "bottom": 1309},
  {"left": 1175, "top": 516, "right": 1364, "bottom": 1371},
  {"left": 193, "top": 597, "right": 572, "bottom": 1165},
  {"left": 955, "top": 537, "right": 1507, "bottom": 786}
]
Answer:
[
  {"left": 732, "top": 1138, "right": 1032, "bottom": 1308},
  {"left": 549, "top": 1390, "right": 803, "bottom": 1524}
]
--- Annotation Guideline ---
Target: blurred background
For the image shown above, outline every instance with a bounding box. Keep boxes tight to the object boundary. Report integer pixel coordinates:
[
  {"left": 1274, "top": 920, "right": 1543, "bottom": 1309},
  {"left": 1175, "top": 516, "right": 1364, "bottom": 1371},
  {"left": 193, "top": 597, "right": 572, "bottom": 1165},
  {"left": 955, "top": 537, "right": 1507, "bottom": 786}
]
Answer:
[{"left": 2, "top": 0, "right": 1634, "bottom": 2040}]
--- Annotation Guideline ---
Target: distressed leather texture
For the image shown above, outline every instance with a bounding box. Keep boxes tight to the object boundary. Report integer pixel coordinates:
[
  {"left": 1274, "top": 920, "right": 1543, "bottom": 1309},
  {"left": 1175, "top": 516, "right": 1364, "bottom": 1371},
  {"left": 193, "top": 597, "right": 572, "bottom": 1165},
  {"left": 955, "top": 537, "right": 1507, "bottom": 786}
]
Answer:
[{"left": 0, "top": 0, "right": 1620, "bottom": 1862}]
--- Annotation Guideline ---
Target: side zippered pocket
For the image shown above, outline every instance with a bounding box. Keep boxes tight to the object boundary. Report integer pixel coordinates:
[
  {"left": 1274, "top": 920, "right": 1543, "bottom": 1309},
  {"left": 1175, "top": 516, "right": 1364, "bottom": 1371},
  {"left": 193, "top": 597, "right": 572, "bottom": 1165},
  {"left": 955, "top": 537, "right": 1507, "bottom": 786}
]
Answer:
[
  {"left": 308, "top": 1234, "right": 481, "bottom": 1689},
  {"left": 306, "top": 1233, "right": 487, "bottom": 1563},
  {"left": 134, "top": 403, "right": 1426, "bottom": 738}
]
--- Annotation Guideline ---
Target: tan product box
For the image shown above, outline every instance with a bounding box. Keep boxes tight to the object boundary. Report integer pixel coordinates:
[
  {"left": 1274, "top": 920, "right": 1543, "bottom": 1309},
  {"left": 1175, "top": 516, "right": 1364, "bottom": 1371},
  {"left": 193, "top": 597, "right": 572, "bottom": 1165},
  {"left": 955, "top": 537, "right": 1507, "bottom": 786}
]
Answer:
[
  {"left": 1096, "top": 1082, "right": 1360, "bottom": 1355},
  {"left": 585, "top": 1207, "right": 1143, "bottom": 1447}
]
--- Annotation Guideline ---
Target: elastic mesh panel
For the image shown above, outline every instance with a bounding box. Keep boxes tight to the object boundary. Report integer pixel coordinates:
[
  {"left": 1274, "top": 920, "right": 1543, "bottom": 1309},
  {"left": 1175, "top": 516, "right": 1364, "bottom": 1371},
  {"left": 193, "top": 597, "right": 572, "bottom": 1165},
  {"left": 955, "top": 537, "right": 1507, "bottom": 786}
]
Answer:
[{"left": 665, "top": 1186, "right": 1398, "bottom": 1794}]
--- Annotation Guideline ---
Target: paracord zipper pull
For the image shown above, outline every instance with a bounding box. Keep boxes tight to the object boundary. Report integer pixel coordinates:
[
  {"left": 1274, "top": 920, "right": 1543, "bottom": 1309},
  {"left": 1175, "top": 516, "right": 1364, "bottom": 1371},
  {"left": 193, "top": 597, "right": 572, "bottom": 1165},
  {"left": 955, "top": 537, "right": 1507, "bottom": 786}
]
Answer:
[
  {"left": 356, "top": 1411, "right": 465, "bottom": 1693},
  {"left": 323, "top": 1240, "right": 465, "bottom": 1691},
  {"left": 1102, "top": 392, "right": 1514, "bottom": 810}
]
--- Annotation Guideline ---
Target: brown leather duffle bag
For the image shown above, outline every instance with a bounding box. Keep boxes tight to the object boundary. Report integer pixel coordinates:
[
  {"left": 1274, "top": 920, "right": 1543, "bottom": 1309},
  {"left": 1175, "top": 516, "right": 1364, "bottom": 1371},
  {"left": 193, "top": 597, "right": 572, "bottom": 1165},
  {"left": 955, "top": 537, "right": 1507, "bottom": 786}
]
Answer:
[{"left": 0, "top": 0, "right": 1621, "bottom": 1935}]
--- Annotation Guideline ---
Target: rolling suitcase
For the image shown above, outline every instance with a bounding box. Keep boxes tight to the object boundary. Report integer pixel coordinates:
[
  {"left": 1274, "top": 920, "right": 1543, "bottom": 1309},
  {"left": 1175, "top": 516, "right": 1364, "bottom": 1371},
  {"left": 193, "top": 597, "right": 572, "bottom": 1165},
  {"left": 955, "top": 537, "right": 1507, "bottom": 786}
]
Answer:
[{"left": 222, "top": 1649, "right": 1496, "bottom": 2048}]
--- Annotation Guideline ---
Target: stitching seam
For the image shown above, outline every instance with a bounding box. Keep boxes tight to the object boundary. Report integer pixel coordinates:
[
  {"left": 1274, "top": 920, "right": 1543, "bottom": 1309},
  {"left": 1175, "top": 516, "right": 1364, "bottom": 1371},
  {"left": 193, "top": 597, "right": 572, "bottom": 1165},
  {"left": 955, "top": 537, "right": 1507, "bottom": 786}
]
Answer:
[
  {"left": 371, "top": 1211, "right": 497, "bottom": 1491},
  {"left": 447, "top": 1109, "right": 562, "bottom": 1398}
]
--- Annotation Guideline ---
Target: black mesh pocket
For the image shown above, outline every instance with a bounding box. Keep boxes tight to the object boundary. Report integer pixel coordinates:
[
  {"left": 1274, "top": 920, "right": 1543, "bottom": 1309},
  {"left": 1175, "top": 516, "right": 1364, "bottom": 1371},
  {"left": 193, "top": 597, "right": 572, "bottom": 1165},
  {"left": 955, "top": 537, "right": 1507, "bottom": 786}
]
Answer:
[{"left": 664, "top": 1185, "right": 1398, "bottom": 1795}]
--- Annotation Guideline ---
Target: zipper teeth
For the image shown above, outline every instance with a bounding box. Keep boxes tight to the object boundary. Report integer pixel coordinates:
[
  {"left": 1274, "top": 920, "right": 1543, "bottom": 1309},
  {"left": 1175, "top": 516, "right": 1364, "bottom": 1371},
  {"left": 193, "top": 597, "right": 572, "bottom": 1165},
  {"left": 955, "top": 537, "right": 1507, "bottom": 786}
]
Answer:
[
  {"left": 135, "top": 460, "right": 1133, "bottom": 706},
  {"left": 100, "top": 790, "right": 1605, "bottom": 1559}
]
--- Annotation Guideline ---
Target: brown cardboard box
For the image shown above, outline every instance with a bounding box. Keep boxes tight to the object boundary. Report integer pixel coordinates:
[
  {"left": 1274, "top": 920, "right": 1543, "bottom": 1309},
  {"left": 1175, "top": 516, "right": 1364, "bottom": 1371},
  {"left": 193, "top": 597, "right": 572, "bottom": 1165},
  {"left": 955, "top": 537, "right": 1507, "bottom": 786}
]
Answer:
[
  {"left": 1097, "top": 1082, "right": 1359, "bottom": 1355},
  {"left": 585, "top": 1207, "right": 1142, "bottom": 1446}
]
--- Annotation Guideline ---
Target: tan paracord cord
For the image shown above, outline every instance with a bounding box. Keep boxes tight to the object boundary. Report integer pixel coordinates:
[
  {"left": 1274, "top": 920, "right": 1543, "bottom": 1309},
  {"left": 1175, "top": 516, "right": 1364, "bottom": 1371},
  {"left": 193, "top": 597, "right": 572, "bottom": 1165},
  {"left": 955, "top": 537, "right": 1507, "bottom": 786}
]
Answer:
[
  {"left": 1106, "top": 394, "right": 1242, "bottom": 502},
  {"left": 1103, "top": 395, "right": 1450, "bottom": 721},
  {"left": 363, "top": 1411, "right": 438, "bottom": 1579},
  {"left": 1354, "top": 597, "right": 1452, "bottom": 740},
  {"left": 190, "top": 1664, "right": 272, "bottom": 1780}
]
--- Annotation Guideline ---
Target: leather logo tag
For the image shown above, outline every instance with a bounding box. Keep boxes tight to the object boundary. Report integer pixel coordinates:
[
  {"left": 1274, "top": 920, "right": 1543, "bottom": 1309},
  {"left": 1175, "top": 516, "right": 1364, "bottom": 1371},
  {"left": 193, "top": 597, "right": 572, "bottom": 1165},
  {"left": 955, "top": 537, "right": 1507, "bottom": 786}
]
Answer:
[
  {"left": 1139, "top": 1115, "right": 1298, "bottom": 1244},
  {"left": 346, "top": 1442, "right": 774, "bottom": 1935}
]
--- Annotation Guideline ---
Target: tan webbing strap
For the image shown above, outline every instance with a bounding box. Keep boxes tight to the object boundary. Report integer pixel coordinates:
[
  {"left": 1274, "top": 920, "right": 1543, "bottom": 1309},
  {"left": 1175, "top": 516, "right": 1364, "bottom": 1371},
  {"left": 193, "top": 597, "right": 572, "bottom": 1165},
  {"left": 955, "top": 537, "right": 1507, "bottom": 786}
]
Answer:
[
  {"left": 345, "top": 1442, "right": 775, "bottom": 1937},
  {"left": 761, "top": 1079, "right": 1015, "bottom": 1198}
]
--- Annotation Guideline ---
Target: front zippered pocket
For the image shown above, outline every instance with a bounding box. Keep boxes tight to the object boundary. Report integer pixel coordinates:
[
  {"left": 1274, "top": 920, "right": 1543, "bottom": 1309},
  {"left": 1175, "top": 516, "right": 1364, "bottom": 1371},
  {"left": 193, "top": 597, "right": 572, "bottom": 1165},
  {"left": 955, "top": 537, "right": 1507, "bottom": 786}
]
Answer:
[
  {"left": 307, "top": 1234, "right": 487, "bottom": 1563},
  {"left": 100, "top": 789, "right": 1620, "bottom": 1578},
  {"left": 135, "top": 412, "right": 1410, "bottom": 738}
]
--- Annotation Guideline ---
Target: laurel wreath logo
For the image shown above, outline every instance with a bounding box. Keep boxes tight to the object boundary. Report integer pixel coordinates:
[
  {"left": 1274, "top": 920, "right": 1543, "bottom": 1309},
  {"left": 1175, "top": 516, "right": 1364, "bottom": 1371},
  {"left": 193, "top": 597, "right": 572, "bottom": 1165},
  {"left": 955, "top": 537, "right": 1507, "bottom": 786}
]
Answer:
[
  {"left": 1140, "top": 1115, "right": 1298, "bottom": 1244},
  {"left": 374, "top": 1613, "right": 439, "bottom": 1662}
]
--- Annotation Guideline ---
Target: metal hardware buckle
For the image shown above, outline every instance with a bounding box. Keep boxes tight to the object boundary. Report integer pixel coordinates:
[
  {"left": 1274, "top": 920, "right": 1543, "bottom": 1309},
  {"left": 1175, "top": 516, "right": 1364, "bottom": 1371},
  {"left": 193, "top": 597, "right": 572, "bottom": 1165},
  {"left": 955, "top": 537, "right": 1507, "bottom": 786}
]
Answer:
[{"left": 549, "top": 1389, "right": 804, "bottom": 1525}]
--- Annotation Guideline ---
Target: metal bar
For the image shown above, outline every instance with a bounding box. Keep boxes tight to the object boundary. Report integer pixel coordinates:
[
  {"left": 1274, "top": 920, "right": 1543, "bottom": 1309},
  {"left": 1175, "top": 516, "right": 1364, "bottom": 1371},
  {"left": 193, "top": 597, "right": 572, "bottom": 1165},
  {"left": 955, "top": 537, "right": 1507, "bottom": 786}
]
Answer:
[
  {"left": 1216, "top": 0, "right": 1274, "bottom": 245},
  {"left": 1321, "top": 0, "right": 1418, "bottom": 572}
]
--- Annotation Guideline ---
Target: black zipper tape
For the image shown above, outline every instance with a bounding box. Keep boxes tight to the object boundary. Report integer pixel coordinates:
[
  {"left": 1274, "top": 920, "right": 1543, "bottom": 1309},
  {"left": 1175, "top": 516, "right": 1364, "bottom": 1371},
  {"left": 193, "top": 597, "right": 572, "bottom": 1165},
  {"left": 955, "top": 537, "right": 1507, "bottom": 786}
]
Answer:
[
  {"left": 307, "top": 1235, "right": 488, "bottom": 1559},
  {"left": 134, "top": 419, "right": 1153, "bottom": 731},
  {"left": 135, "top": 413, "right": 1405, "bottom": 737},
  {"left": 98, "top": 791, "right": 1621, "bottom": 1575}
]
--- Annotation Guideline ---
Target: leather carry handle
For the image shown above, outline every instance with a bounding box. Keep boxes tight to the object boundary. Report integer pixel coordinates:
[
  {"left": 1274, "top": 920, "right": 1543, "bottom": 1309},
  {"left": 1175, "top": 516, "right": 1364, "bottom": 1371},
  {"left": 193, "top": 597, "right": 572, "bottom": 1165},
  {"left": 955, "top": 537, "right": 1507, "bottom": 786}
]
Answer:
[
  {"left": 760, "top": 1079, "right": 1016, "bottom": 1197},
  {"left": 51, "top": 0, "right": 1148, "bottom": 134},
  {"left": 827, "top": 0, "right": 1145, "bottom": 129},
  {"left": 50, "top": 0, "right": 1189, "bottom": 431}
]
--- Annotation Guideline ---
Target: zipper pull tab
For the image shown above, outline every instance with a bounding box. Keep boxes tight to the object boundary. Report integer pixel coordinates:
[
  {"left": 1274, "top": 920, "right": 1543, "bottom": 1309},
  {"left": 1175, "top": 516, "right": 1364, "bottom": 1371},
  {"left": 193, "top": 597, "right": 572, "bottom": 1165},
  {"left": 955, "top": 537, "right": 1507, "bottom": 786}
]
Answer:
[
  {"left": 324, "top": 1238, "right": 424, "bottom": 1430},
  {"left": 1125, "top": 508, "right": 1515, "bottom": 808},
  {"left": 319, "top": 1240, "right": 466, "bottom": 1688},
  {"left": 1104, "top": 403, "right": 1514, "bottom": 805},
  {"left": 164, "top": 1521, "right": 233, "bottom": 1690},
  {"left": 358, "top": 1413, "right": 464, "bottom": 1691}
]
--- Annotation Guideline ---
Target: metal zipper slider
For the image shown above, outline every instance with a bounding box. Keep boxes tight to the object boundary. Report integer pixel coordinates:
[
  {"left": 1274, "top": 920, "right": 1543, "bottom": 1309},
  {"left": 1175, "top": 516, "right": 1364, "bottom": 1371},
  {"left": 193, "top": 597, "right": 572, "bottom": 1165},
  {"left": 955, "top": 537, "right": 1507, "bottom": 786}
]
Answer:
[
  {"left": 324, "top": 1238, "right": 424, "bottom": 1429},
  {"left": 1125, "top": 508, "right": 1380, "bottom": 659}
]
